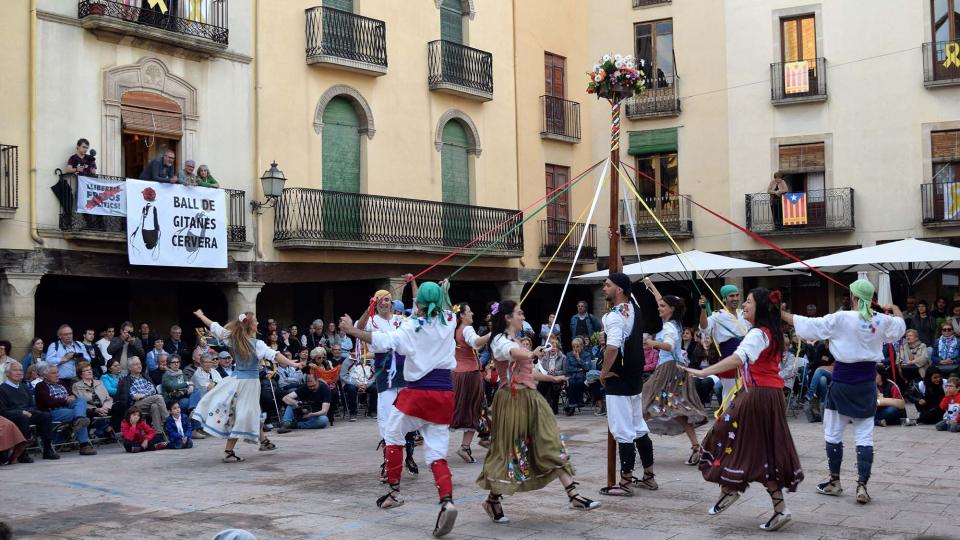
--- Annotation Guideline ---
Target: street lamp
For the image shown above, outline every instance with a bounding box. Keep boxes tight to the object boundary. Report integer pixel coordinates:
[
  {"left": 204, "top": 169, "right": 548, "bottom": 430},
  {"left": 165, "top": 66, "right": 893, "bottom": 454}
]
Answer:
[{"left": 251, "top": 161, "right": 286, "bottom": 212}]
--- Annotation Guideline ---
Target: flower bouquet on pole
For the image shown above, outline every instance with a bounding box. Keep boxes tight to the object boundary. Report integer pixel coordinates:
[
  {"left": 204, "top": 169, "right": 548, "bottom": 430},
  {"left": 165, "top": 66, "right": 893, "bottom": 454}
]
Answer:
[{"left": 586, "top": 54, "right": 647, "bottom": 103}]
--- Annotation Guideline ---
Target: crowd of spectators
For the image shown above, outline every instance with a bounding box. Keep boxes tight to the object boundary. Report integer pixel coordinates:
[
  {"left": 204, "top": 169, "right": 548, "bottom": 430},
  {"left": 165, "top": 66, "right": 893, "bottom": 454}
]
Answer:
[{"left": 64, "top": 138, "right": 221, "bottom": 188}]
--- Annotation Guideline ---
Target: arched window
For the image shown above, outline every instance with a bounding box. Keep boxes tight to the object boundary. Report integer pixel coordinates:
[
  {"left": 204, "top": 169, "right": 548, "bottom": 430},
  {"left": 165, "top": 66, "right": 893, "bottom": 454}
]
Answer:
[
  {"left": 321, "top": 96, "right": 361, "bottom": 194},
  {"left": 441, "top": 120, "right": 470, "bottom": 205}
]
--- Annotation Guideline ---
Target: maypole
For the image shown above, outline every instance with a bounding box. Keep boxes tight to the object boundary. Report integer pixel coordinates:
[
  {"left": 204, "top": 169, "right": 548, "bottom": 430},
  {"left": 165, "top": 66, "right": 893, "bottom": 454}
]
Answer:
[{"left": 587, "top": 53, "right": 646, "bottom": 492}]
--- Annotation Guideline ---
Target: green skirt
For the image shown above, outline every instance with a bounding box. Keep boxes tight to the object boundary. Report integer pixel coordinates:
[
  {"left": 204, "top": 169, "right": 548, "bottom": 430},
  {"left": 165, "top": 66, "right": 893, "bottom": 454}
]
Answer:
[{"left": 476, "top": 386, "right": 575, "bottom": 495}]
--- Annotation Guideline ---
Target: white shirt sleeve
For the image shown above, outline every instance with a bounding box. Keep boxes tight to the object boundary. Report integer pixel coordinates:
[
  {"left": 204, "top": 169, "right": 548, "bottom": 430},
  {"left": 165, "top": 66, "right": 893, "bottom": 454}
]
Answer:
[
  {"left": 371, "top": 321, "right": 417, "bottom": 357},
  {"left": 700, "top": 313, "right": 715, "bottom": 333},
  {"left": 209, "top": 322, "right": 231, "bottom": 342},
  {"left": 255, "top": 340, "right": 276, "bottom": 362},
  {"left": 875, "top": 314, "right": 907, "bottom": 343},
  {"left": 492, "top": 335, "right": 519, "bottom": 362},
  {"left": 733, "top": 328, "right": 769, "bottom": 365},
  {"left": 603, "top": 312, "right": 626, "bottom": 348},
  {"left": 792, "top": 313, "right": 840, "bottom": 342},
  {"left": 462, "top": 326, "right": 482, "bottom": 349},
  {"left": 661, "top": 321, "right": 680, "bottom": 352}
]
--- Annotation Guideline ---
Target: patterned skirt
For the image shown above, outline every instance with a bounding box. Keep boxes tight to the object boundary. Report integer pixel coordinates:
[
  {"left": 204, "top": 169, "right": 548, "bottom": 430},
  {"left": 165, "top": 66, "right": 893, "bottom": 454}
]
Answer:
[
  {"left": 477, "top": 387, "right": 574, "bottom": 495},
  {"left": 698, "top": 386, "right": 804, "bottom": 492},
  {"left": 191, "top": 377, "right": 261, "bottom": 444},
  {"left": 451, "top": 370, "right": 485, "bottom": 431},
  {"left": 641, "top": 360, "right": 708, "bottom": 435}
]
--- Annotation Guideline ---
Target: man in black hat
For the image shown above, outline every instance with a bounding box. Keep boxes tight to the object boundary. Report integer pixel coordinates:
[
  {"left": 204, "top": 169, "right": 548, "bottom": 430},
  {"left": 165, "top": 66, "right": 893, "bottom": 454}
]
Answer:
[{"left": 598, "top": 272, "right": 657, "bottom": 497}]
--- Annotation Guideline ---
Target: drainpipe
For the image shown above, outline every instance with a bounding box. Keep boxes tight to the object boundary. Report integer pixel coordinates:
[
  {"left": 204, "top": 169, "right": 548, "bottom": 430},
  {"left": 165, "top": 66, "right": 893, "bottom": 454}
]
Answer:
[
  {"left": 252, "top": 0, "right": 263, "bottom": 261},
  {"left": 511, "top": 0, "right": 524, "bottom": 267},
  {"left": 29, "top": 0, "right": 43, "bottom": 246}
]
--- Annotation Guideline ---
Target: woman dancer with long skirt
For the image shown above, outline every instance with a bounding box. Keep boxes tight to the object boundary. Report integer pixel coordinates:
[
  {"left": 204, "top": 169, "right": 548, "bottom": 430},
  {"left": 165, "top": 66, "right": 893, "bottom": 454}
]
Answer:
[{"left": 451, "top": 302, "right": 492, "bottom": 463}]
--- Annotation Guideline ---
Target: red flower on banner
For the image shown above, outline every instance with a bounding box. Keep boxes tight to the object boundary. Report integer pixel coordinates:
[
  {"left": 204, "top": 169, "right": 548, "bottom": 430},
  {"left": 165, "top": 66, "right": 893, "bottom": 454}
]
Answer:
[{"left": 142, "top": 187, "right": 157, "bottom": 202}]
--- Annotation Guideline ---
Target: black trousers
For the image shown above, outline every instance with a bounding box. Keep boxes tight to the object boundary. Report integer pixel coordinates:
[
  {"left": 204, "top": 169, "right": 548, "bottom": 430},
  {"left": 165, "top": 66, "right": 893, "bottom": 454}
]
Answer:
[
  {"left": 3, "top": 410, "right": 54, "bottom": 446},
  {"left": 537, "top": 381, "right": 563, "bottom": 414}
]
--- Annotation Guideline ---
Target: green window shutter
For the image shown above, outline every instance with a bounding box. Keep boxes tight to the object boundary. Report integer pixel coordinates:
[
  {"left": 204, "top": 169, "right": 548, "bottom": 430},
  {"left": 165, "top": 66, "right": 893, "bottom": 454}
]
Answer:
[
  {"left": 440, "top": 0, "right": 463, "bottom": 43},
  {"left": 322, "top": 97, "right": 361, "bottom": 194},
  {"left": 323, "top": 0, "right": 353, "bottom": 11},
  {"left": 628, "top": 128, "right": 678, "bottom": 156},
  {"left": 441, "top": 121, "right": 470, "bottom": 204}
]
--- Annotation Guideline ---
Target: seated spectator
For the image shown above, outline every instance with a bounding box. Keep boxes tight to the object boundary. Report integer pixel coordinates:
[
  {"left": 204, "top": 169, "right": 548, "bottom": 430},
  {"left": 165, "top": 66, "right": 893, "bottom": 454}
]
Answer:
[
  {"left": 279, "top": 328, "right": 301, "bottom": 357},
  {"left": 931, "top": 322, "right": 960, "bottom": 375},
  {"left": 179, "top": 160, "right": 198, "bottom": 186},
  {"left": 64, "top": 138, "right": 97, "bottom": 176},
  {"left": 216, "top": 351, "right": 234, "bottom": 378},
  {"left": 190, "top": 352, "right": 222, "bottom": 408},
  {"left": 693, "top": 335, "right": 721, "bottom": 408},
  {"left": 307, "top": 347, "right": 339, "bottom": 418},
  {"left": 146, "top": 337, "right": 166, "bottom": 372},
  {"left": 898, "top": 329, "right": 930, "bottom": 382},
  {"left": 916, "top": 370, "right": 946, "bottom": 425},
  {"left": 139, "top": 148, "right": 179, "bottom": 184},
  {"left": 138, "top": 323, "right": 156, "bottom": 353},
  {"left": 0, "top": 341, "right": 15, "bottom": 384},
  {"left": 805, "top": 341, "right": 835, "bottom": 404},
  {"left": 681, "top": 327, "right": 697, "bottom": 363},
  {"left": 25, "top": 364, "right": 41, "bottom": 389},
  {"left": 563, "top": 337, "right": 591, "bottom": 416},
  {"left": 96, "top": 327, "right": 114, "bottom": 364},
  {"left": 935, "top": 377, "right": 960, "bottom": 432},
  {"left": 164, "top": 325, "right": 190, "bottom": 360},
  {"left": 536, "top": 334, "right": 565, "bottom": 415},
  {"left": 0, "top": 362, "right": 58, "bottom": 461},
  {"left": 330, "top": 343, "right": 344, "bottom": 365},
  {"left": 33, "top": 361, "right": 96, "bottom": 455},
  {"left": 101, "top": 358, "right": 122, "bottom": 399},
  {"left": 149, "top": 352, "right": 170, "bottom": 386},
  {"left": 196, "top": 164, "right": 220, "bottom": 188},
  {"left": 107, "top": 322, "right": 145, "bottom": 375},
  {"left": 339, "top": 353, "right": 375, "bottom": 422},
  {"left": 161, "top": 355, "right": 193, "bottom": 408},
  {"left": 164, "top": 401, "right": 193, "bottom": 449},
  {"left": 20, "top": 337, "right": 44, "bottom": 374},
  {"left": 115, "top": 356, "right": 168, "bottom": 436},
  {"left": 0, "top": 415, "right": 27, "bottom": 466},
  {"left": 80, "top": 329, "right": 105, "bottom": 377},
  {"left": 184, "top": 347, "right": 204, "bottom": 380},
  {"left": 949, "top": 304, "right": 960, "bottom": 336},
  {"left": 277, "top": 356, "right": 305, "bottom": 395},
  {"left": 302, "top": 320, "right": 325, "bottom": 351},
  {"left": 539, "top": 313, "right": 561, "bottom": 346},
  {"left": 265, "top": 330, "right": 280, "bottom": 352},
  {"left": 874, "top": 368, "right": 906, "bottom": 427},
  {"left": 45, "top": 324, "right": 90, "bottom": 385},
  {"left": 277, "top": 373, "right": 331, "bottom": 432},
  {"left": 779, "top": 335, "right": 802, "bottom": 394},
  {"left": 72, "top": 361, "right": 113, "bottom": 439},
  {"left": 120, "top": 407, "right": 167, "bottom": 452}
]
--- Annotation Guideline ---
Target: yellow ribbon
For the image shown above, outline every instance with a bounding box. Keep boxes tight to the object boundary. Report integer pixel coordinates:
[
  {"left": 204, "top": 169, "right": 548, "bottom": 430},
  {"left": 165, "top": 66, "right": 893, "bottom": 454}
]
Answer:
[
  {"left": 187, "top": 0, "right": 206, "bottom": 23},
  {"left": 519, "top": 201, "right": 593, "bottom": 307},
  {"left": 944, "top": 42, "right": 960, "bottom": 69},
  {"left": 147, "top": 0, "right": 168, "bottom": 14}
]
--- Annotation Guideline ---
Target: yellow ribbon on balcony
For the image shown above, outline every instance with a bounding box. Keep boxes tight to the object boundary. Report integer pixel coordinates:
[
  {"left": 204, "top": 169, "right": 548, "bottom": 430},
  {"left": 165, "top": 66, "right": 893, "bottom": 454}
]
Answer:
[
  {"left": 944, "top": 42, "right": 960, "bottom": 69},
  {"left": 146, "top": 0, "right": 168, "bottom": 14},
  {"left": 187, "top": 0, "right": 206, "bottom": 23}
]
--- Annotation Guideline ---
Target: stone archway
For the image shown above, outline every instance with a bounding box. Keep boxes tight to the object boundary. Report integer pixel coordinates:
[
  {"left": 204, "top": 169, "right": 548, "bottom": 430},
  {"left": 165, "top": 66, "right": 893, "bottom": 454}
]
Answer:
[
  {"left": 313, "top": 85, "right": 376, "bottom": 139},
  {"left": 433, "top": 0, "right": 476, "bottom": 19},
  {"left": 102, "top": 57, "right": 198, "bottom": 176},
  {"left": 434, "top": 109, "right": 481, "bottom": 156}
]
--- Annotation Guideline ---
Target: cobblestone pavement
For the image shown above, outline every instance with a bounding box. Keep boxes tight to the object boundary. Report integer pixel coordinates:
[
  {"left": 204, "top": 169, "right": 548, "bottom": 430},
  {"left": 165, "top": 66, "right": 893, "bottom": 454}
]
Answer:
[{"left": 2, "top": 408, "right": 958, "bottom": 539}]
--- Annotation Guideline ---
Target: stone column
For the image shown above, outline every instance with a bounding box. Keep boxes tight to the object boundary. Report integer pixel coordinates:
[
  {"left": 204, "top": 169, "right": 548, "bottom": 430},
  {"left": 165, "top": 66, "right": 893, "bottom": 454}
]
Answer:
[
  {"left": 379, "top": 277, "right": 408, "bottom": 296},
  {"left": 0, "top": 272, "right": 44, "bottom": 359},
  {"left": 496, "top": 280, "right": 526, "bottom": 301},
  {"left": 223, "top": 281, "right": 264, "bottom": 316},
  {"left": 592, "top": 284, "right": 609, "bottom": 317}
]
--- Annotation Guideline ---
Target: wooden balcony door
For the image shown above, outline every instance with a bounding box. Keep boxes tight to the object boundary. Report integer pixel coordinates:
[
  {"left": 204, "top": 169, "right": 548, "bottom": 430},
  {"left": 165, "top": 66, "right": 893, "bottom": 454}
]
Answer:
[
  {"left": 634, "top": 153, "right": 678, "bottom": 227},
  {"left": 780, "top": 14, "right": 818, "bottom": 95},
  {"left": 932, "top": 0, "right": 960, "bottom": 81},
  {"left": 778, "top": 142, "right": 826, "bottom": 228},
  {"left": 933, "top": 130, "right": 960, "bottom": 221},
  {"left": 545, "top": 164, "right": 570, "bottom": 250},
  {"left": 544, "top": 53, "right": 566, "bottom": 134}
]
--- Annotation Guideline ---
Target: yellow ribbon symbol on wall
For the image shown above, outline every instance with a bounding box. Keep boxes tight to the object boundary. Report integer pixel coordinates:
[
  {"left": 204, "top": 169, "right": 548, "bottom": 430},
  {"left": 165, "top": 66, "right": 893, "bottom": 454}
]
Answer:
[
  {"left": 147, "top": 0, "right": 168, "bottom": 14},
  {"left": 945, "top": 42, "right": 960, "bottom": 69}
]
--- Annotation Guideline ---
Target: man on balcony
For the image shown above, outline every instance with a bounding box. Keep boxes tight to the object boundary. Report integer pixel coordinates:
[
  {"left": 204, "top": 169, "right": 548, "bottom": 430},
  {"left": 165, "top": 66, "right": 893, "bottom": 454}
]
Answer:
[
  {"left": 64, "top": 138, "right": 97, "bottom": 177},
  {"left": 139, "top": 148, "right": 179, "bottom": 184},
  {"left": 768, "top": 171, "right": 789, "bottom": 229}
]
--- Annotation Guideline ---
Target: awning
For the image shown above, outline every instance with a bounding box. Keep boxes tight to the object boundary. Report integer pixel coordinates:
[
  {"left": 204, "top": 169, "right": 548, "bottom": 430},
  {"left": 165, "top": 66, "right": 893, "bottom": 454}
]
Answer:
[
  {"left": 575, "top": 250, "right": 792, "bottom": 282},
  {"left": 628, "top": 128, "right": 677, "bottom": 156}
]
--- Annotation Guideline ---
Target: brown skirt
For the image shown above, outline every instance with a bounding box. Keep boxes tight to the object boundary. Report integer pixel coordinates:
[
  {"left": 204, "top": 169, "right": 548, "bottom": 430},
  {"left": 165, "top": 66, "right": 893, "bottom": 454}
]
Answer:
[
  {"left": 641, "top": 360, "right": 707, "bottom": 435},
  {"left": 451, "top": 370, "right": 485, "bottom": 431},
  {"left": 0, "top": 415, "right": 27, "bottom": 452},
  {"left": 698, "top": 386, "right": 804, "bottom": 492}
]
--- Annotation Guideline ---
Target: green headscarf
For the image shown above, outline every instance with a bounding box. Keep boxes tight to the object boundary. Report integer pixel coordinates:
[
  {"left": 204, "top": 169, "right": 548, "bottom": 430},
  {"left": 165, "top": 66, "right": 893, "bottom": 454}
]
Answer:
[
  {"left": 416, "top": 281, "right": 452, "bottom": 323},
  {"left": 849, "top": 279, "right": 876, "bottom": 322},
  {"left": 719, "top": 285, "right": 739, "bottom": 300}
]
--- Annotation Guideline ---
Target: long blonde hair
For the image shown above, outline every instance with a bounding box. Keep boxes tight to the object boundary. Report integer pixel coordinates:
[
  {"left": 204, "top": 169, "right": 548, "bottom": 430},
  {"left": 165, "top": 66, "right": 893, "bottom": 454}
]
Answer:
[{"left": 223, "top": 311, "right": 256, "bottom": 360}]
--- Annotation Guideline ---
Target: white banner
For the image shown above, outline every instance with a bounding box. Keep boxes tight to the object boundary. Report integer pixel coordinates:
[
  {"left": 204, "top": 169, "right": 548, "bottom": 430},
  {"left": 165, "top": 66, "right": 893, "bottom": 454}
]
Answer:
[
  {"left": 76, "top": 176, "right": 126, "bottom": 216},
  {"left": 125, "top": 179, "right": 227, "bottom": 268}
]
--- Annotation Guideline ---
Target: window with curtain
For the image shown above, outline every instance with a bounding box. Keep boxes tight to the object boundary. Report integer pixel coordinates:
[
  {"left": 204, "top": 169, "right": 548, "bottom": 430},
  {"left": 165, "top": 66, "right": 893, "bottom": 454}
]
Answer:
[
  {"left": 781, "top": 15, "right": 817, "bottom": 62},
  {"left": 779, "top": 142, "right": 825, "bottom": 203},
  {"left": 932, "top": 130, "right": 960, "bottom": 183}
]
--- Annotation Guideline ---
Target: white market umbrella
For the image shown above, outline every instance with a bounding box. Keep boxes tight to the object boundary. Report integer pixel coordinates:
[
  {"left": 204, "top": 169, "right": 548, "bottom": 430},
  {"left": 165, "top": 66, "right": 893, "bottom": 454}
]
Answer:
[
  {"left": 574, "top": 250, "right": 790, "bottom": 282},
  {"left": 878, "top": 272, "right": 893, "bottom": 306},
  {"left": 775, "top": 238, "right": 960, "bottom": 286}
]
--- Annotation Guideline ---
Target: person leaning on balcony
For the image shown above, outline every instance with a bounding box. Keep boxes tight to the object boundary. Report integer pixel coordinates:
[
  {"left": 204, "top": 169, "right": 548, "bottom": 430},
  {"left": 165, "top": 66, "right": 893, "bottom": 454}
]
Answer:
[
  {"left": 196, "top": 164, "right": 220, "bottom": 188},
  {"left": 139, "top": 148, "right": 179, "bottom": 184},
  {"left": 179, "top": 160, "right": 199, "bottom": 186},
  {"left": 767, "top": 171, "right": 789, "bottom": 228},
  {"left": 64, "top": 138, "right": 97, "bottom": 177}
]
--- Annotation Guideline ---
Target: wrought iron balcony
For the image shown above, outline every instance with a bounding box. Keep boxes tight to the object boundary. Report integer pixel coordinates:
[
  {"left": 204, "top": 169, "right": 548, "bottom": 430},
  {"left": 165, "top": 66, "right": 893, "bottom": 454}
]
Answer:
[
  {"left": 53, "top": 173, "right": 247, "bottom": 245},
  {"left": 0, "top": 144, "right": 19, "bottom": 218},
  {"left": 626, "top": 74, "right": 681, "bottom": 119},
  {"left": 923, "top": 41, "right": 960, "bottom": 87},
  {"left": 428, "top": 40, "right": 493, "bottom": 102},
  {"left": 745, "top": 188, "right": 854, "bottom": 235},
  {"left": 633, "top": 0, "right": 671, "bottom": 7},
  {"left": 770, "top": 57, "right": 827, "bottom": 105},
  {"left": 77, "top": 0, "right": 228, "bottom": 59},
  {"left": 618, "top": 195, "right": 692, "bottom": 240},
  {"left": 540, "top": 96, "right": 581, "bottom": 143},
  {"left": 539, "top": 219, "right": 596, "bottom": 262},
  {"left": 921, "top": 182, "right": 960, "bottom": 227},
  {"left": 273, "top": 188, "right": 523, "bottom": 257},
  {"left": 305, "top": 6, "right": 387, "bottom": 76}
]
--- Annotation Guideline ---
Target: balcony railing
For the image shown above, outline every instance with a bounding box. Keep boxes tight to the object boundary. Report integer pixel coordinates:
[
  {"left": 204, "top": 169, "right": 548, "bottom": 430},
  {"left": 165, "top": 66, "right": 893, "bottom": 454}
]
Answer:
[
  {"left": 921, "top": 182, "right": 960, "bottom": 226},
  {"left": 0, "top": 144, "right": 19, "bottom": 217},
  {"left": 273, "top": 188, "right": 523, "bottom": 257},
  {"left": 633, "top": 0, "right": 671, "bottom": 6},
  {"left": 54, "top": 173, "right": 247, "bottom": 244},
  {"left": 428, "top": 40, "right": 493, "bottom": 102},
  {"left": 923, "top": 41, "right": 960, "bottom": 87},
  {"left": 626, "top": 74, "right": 681, "bottom": 119},
  {"left": 539, "top": 219, "right": 596, "bottom": 262},
  {"left": 78, "top": 0, "right": 228, "bottom": 57},
  {"left": 540, "top": 96, "right": 581, "bottom": 143},
  {"left": 305, "top": 6, "right": 387, "bottom": 76},
  {"left": 619, "top": 194, "right": 692, "bottom": 239},
  {"left": 745, "top": 188, "right": 854, "bottom": 235},
  {"left": 770, "top": 57, "right": 827, "bottom": 104}
]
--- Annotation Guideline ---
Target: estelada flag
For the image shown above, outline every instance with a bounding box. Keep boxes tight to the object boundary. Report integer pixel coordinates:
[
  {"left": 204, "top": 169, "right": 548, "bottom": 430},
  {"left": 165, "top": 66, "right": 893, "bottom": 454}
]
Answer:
[
  {"left": 782, "top": 192, "right": 808, "bottom": 226},
  {"left": 784, "top": 60, "right": 810, "bottom": 94}
]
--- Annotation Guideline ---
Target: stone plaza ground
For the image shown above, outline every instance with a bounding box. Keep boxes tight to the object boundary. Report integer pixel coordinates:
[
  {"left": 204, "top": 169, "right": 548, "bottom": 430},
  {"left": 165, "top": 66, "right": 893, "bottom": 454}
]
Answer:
[{"left": 2, "top": 409, "right": 958, "bottom": 540}]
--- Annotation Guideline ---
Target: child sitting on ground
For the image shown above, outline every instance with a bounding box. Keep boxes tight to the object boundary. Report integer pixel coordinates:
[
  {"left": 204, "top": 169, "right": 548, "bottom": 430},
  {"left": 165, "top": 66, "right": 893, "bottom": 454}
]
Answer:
[
  {"left": 121, "top": 407, "right": 167, "bottom": 452},
  {"left": 164, "top": 401, "right": 194, "bottom": 449},
  {"left": 935, "top": 376, "right": 960, "bottom": 433}
]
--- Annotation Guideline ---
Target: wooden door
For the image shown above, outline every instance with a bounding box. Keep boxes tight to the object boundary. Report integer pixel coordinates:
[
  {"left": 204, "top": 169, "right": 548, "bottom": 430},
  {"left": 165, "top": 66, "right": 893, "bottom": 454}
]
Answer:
[
  {"left": 932, "top": 0, "right": 960, "bottom": 80},
  {"left": 441, "top": 120, "right": 471, "bottom": 247},
  {"left": 544, "top": 53, "right": 566, "bottom": 134},
  {"left": 781, "top": 15, "right": 818, "bottom": 95},
  {"left": 545, "top": 164, "right": 570, "bottom": 254}
]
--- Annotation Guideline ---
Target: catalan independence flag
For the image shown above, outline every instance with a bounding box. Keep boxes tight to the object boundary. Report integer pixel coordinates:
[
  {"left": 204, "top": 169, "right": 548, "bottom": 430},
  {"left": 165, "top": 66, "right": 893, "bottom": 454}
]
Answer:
[{"left": 782, "top": 192, "right": 808, "bottom": 226}]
